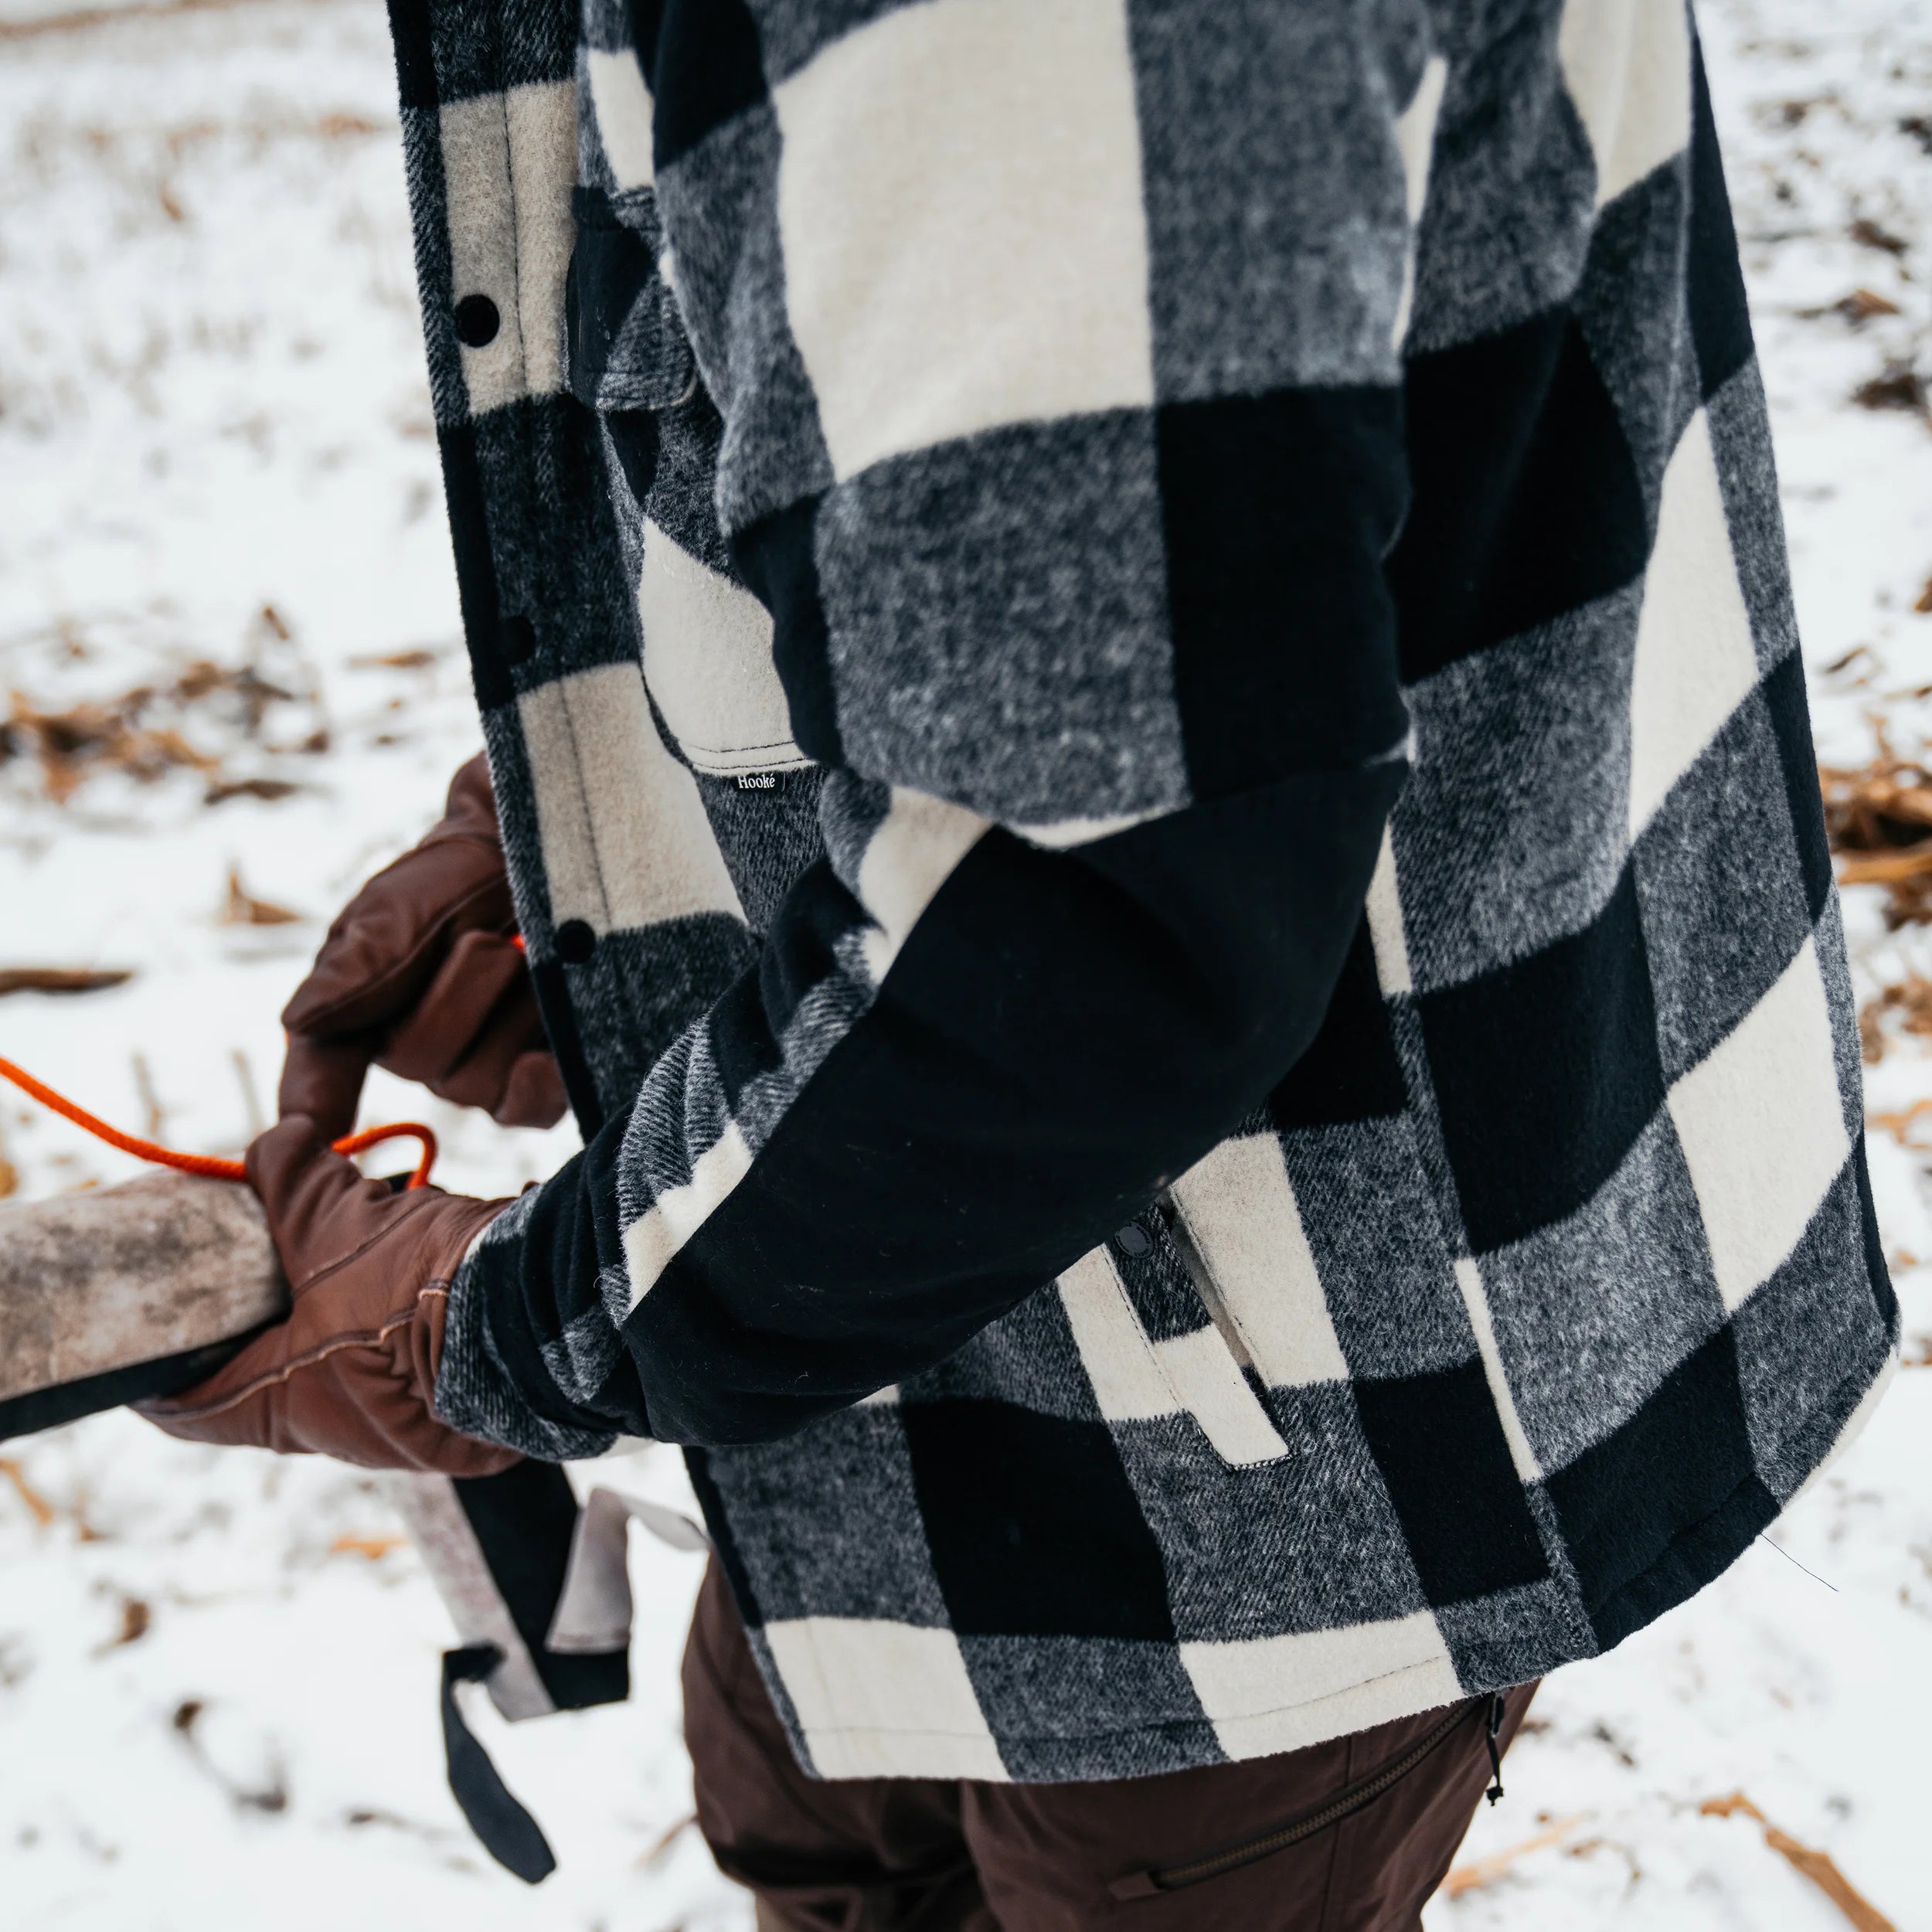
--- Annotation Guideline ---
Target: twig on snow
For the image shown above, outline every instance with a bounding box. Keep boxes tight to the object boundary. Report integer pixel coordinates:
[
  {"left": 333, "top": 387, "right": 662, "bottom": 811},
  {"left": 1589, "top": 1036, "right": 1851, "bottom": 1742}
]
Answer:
[{"left": 1700, "top": 1794, "right": 1896, "bottom": 1932}]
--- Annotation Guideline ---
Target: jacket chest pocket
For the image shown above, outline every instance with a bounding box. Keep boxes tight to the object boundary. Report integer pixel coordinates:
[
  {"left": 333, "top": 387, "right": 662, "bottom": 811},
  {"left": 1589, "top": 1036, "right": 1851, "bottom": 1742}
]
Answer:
[
  {"left": 1058, "top": 1203, "right": 1290, "bottom": 1469},
  {"left": 566, "top": 185, "right": 809, "bottom": 781}
]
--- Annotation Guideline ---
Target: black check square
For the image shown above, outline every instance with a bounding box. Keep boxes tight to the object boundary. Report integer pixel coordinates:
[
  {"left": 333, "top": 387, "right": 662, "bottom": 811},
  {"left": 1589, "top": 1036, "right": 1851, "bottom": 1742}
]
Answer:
[
  {"left": 903, "top": 1400, "right": 1177, "bottom": 1643},
  {"left": 1420, "top": 864, "right": 1667, "bottom": 1253}
]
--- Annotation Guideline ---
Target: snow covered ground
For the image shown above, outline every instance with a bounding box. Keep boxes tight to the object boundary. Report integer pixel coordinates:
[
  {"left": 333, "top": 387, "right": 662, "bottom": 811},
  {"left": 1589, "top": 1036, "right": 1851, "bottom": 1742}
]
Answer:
[{"left": 0, "top": 1, "right": 1927, "bottom": 1926}]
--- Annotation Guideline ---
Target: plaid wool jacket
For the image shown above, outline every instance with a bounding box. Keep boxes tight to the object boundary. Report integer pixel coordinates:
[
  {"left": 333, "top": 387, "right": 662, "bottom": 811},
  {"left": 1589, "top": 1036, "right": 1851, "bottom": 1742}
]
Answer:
[{"left": 386, "top": 0, "right": 1898, "bottom": 1780}]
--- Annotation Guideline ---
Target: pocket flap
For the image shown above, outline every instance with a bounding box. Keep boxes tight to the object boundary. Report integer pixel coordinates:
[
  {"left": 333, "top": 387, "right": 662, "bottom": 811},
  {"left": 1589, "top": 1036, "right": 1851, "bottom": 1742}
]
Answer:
[
  {"left": 1061, "top": 1218, "right": 1291, "bottom": 1469},
  {"left": 565, "top": 186, "right": 697, "bottom": 413}
]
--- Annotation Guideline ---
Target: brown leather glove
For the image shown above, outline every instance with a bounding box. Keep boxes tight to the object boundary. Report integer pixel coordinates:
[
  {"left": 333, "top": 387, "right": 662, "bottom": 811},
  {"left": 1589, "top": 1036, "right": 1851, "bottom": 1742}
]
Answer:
[
  {"left": 280, "top": 754, "right": 567, "bottom": 1140},
  {"left": 139, "top": 1116, "right": 519, "bottom": 1473}
]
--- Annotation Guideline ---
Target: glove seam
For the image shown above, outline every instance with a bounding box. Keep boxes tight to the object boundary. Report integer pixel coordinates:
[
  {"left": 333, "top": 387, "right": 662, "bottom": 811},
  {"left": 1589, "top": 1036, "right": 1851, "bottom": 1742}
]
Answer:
[
  {"left": 141, "top": 1285, "right": 457, "bottom": 1423},
  {"left": 277, "top": 1188, "right": 450, "bottom": 1294}
]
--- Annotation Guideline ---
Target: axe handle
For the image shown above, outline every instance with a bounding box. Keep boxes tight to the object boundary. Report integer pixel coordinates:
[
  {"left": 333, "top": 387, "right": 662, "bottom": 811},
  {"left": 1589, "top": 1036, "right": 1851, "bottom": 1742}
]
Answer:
[{"left": 0, "top": 1170, "right": 287, "bottom": 1442}]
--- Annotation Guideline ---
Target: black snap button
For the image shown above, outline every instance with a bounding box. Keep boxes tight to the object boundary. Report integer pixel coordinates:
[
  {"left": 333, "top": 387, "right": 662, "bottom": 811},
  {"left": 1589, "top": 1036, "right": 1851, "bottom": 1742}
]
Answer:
[
  {"left": 499, "top": 613, "right": 536, "bottom": 664},
  {"left": 1113, "top": 1221, "right": 1153, "bottom": 1258},
  {"left": 556, "top": 919, "right": 597, "bottom": 964},
  {"left": 454, "top": 294, "right": 500, "bottom": 348}
]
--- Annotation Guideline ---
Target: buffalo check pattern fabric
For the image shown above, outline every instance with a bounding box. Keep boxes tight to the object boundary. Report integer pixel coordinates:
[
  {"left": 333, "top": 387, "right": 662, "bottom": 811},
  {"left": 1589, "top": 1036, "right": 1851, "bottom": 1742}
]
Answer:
[{"left": 381, "top": 0, "right": 1900, "bottom": 1783}]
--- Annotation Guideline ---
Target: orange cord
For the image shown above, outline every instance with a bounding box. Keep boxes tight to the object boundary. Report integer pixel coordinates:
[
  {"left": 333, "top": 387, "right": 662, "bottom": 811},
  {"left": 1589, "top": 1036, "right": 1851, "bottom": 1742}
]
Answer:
[{"left": 0, "top": 1056, "right": 437, "bottom": 1189}]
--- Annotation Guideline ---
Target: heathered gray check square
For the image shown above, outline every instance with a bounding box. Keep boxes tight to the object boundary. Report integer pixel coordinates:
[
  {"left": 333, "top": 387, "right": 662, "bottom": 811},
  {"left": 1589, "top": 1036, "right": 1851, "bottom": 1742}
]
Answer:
[
  {"left": 813, "top": 412, "right": 1188, "bottom": 822},
  {"left": 1405, "top": 0, "right": 1599, "bottom": 354},
  {"left": 1120, "top": 1393, "right": 1427, "bottom": 1642},
  {"left": 1126, "top": 0, "right": 1420, "bottom": 399},
  {"left": 958, "top": 1635, "right": 1222, "bottom": 1781},
  {"left": 1393, "top": 583, "right": 1643, "bottom": 992},
  {"left": 1709, "top": 361, "right": 1807, "bottom": 671},
  {"left": 1730, "top": 1165, "right": 1894, "bottom": 1502},
  {"left": 1479, "top": 1110, "right": 1729, "bottom": 1476},
  {"left": 656, "top": 104, "right": 835, "bottom": 530},
  {"left": 1278, "top": 1117, "right": 1473, "bottom": 1383},
  {"left": 1573, "top": 158, "right": 1703, "bottom": 503},
  {"left": 695, "top": 1405, "right": 951, "bottom": 1628},
  {"left": 1633, "top": 689, "right": 1816, "bottom": 1083},
  {"left": 902, "top": 1287, "right": 1110, "bottom": 1427}
]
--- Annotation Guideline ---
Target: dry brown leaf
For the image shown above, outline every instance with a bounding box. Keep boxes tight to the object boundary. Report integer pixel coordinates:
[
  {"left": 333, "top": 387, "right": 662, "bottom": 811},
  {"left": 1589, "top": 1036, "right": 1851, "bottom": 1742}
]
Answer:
[
  {"left": 0, "top": 1457, "right": 56, "bottom": 1529},
  {"left": 1820, "top": 758, "right": 1932, "bottom": 848},
  {"left": 329, "top": 1534, "right": 406, "bottom": 1560},
  {"left": 1859, "top": 999, "right": 1886, "bottom": 1064},
  {"left": 9, "top": 691, "right": 214, "bottom": 801},
  {"left": 1700, "top": 1791, "right": 1767, "bottom": 1821},
  {"left": 1849, "top": 217, "right": 1910, "bottom": 257},
  {"left": 1765, "top": 1830, "right": 1896, "bottom": 1932},
  {"left": 1823, "top": 644, "right": 1875, "bottom": 675},
  {"left": 0, "top": 0, "right": 266, "bottom": 41},
  {"left": 348, "top": 647, "right": 439, "bottom": 672},
  {"left": 5, "top": 655, "right": 304, "bottom": 802},
  {"left": 1915, "top": 577, "right": 1932, "bottom": 616},
  {"left": 1859, "top": 975, "right": 1932, "bottom": 1061},
  {"left": 0, "top": 967, "right": 132, "bottom": 997},
  {"left": 1842, "top": 287, "right": 1901, "bottom": 321},
  {"left": 1439, "top": 1815, "right": 1586, "bottom": 1896},
  {"left": 171, "top": 660, "right": 228, "bottom": 702},
  {"left": 203, "top": 777, "right": 298, "bottom": 805},
  {"left": 1852, "top": 364, "right": 1926, "bottom": 413},
  {"left": 137, "top": 726, "right": 219, "bottom": 772},
  {"left": 99, "top": 1598, "right": 151, "bottom": 1651},
  {"left": 1802, "top": 289, "right": 1902, "bottom": 324},
  {"left": 172, "top": 659, "right": 292, "bottom": 729},
  {"left": 1867, "top": 1097, "right": 1932, "bottom": 1141},
  {"left": 1700, "top": 1794, "right": 1895, "bottom": 1931},
  {"left": 1820, "top": 757, "right": 1932, "bottom": 924},
  {"left": 1879, "top": 877, "right": 1932, "bottom": 925},
  {"left": 221, "top": 866, "right": 301, "bottom": 927},
  {"left": 1837, "top": 842, "right": 1932, "bottom": 886}
]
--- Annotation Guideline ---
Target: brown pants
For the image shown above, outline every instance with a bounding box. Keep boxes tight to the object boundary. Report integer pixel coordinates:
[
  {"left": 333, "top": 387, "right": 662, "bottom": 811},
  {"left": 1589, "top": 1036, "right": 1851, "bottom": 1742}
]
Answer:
[{"left": 682, "top": 1563, "right": 1537, "bottom": 1932}]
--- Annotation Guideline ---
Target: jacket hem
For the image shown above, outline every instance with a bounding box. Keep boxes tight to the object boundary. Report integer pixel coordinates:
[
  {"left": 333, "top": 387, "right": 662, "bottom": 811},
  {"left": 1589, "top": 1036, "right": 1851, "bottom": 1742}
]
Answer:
[{"left": 781, "top": 1352, "right": 1894, "bottom": 1783}]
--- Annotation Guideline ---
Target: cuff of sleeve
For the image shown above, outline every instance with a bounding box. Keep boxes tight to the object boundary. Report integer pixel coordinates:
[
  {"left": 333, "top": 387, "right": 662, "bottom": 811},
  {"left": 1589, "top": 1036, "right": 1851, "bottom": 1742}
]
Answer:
[{"left": 434, "top": 1196, "right": 623, "bottom": 1461}]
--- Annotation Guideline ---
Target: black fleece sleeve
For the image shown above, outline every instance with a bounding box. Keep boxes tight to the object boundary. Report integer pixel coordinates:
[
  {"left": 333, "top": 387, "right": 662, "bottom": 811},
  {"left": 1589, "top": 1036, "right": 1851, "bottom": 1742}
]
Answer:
[{"left": 440, "top": 756, "right": 1404, "bottom": 1452}]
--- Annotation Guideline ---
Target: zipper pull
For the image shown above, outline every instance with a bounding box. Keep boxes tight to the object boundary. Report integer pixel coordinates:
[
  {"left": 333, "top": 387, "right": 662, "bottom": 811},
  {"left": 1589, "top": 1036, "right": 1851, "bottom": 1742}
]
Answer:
[{"left": 1484, "top": 1691, "right": 1507, "bottom": 1804}]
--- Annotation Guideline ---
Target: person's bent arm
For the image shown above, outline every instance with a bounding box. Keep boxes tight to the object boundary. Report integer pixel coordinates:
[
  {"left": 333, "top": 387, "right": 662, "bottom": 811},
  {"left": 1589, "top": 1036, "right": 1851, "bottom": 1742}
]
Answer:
[{"left": 434, "top": 0, "right": 1429, "bottom": 1454}]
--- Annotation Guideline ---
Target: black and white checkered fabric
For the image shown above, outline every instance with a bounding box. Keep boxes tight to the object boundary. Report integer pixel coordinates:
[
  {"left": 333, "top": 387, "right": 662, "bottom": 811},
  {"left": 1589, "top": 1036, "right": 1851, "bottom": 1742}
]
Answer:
[{"left": 386, "top": 0, "right": 1897, "bottom": 1782}]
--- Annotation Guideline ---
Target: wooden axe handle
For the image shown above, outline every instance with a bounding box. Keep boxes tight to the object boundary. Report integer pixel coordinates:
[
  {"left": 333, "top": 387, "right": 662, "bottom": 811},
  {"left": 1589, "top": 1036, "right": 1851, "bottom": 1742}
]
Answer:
[{"left": 0, "top": 1170, "right": 288, "bottom": 1441}]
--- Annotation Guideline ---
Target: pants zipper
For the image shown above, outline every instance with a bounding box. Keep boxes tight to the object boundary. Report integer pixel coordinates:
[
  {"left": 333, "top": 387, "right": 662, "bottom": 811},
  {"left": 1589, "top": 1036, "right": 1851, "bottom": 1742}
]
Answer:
[{"left": 1107, "top": 1696, "right": 1488, "bottom": 1900}]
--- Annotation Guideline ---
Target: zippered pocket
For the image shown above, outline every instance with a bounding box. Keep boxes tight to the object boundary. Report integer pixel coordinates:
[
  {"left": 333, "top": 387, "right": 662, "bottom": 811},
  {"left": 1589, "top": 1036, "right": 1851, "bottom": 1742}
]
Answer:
[
  {"left": 1107, "top": 1697, "right": 1486, "bottom": 1898},
  {"left": 1058, "top": 1202, "right": 1290, "bottom": 1468}
]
